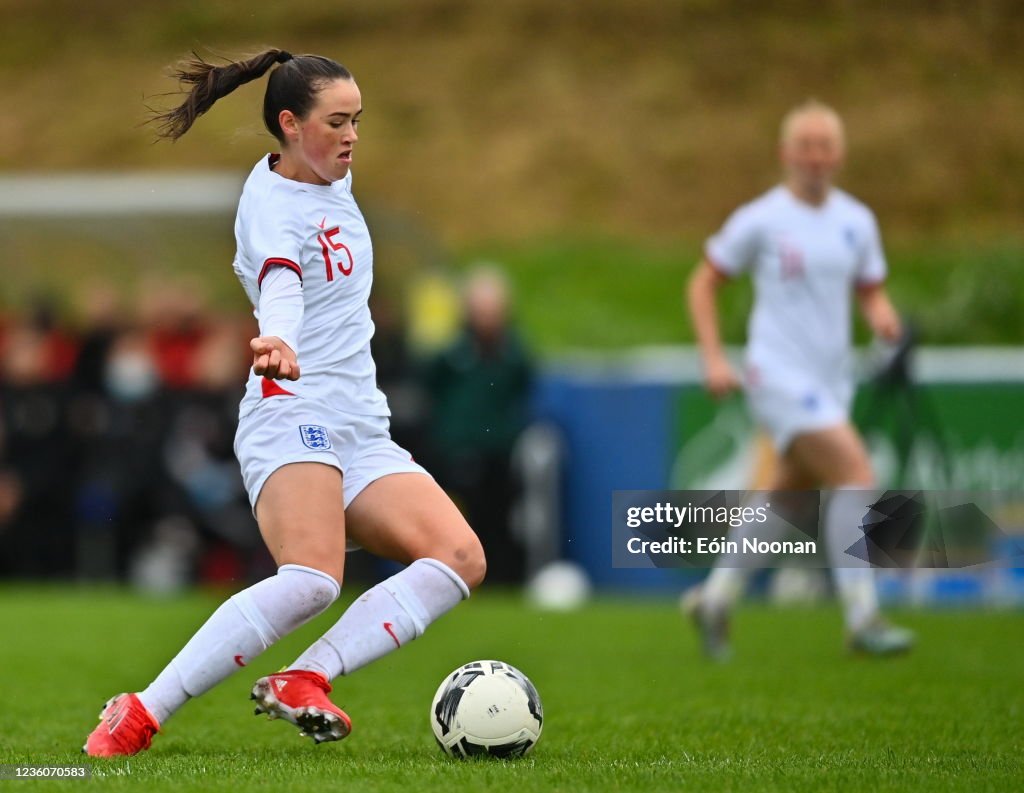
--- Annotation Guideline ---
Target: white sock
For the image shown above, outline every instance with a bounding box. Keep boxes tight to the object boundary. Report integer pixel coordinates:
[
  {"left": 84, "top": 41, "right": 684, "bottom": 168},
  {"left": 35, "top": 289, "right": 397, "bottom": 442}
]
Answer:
[
  {"left": 825, "top": 487, "right": 880, "bottom": 631},
  {"left": 137, "top": 564, "right": 340, "bottom": 724},
  {"left": 702, "top": 492, "right": 792, "bottom": 613},
  {"left": 291, "top": 558, "right": 470, "bottom": 680}
]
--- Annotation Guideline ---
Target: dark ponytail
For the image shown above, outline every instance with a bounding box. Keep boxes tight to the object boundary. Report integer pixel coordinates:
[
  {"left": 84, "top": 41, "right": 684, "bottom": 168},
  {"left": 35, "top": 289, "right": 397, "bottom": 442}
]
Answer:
[{"left": 152, "top": 48, "right": 351, "bottom": 143}]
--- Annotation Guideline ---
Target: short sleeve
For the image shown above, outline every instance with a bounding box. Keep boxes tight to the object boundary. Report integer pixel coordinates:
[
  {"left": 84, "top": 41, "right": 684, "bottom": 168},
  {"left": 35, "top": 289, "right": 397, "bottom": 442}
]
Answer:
[
  {"left": 855, "top": 210, "right": 887, "bottom": 286},
  {"left": 245, "top": 196, "right": 307, "bottom": 289},
  {"left": 705, "top": 204, "right": 761, "bottom": 278}
]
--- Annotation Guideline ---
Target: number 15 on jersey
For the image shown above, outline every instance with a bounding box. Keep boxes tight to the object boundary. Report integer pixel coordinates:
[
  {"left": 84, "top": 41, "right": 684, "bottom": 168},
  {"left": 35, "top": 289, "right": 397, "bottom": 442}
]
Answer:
[{"left": 319, "top": 226, "right": 354, "bottom": 281}]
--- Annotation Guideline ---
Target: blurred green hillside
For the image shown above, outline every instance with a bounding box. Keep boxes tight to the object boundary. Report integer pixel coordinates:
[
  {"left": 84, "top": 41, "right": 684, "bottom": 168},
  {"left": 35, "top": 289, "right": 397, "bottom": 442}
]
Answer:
[
  {"left": 1, "top": 0, "right": 1022, "bottom": 348},
  {"left": 3, "top": 0, "right": 1022, "bottom": 241}
]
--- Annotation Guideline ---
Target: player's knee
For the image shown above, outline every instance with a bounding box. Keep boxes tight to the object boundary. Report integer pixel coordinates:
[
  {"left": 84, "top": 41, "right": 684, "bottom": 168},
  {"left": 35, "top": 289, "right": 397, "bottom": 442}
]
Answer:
[
  {"left": 447, "top": 533, "right": 487, "bottom": 591},
  {"left": 466, "top": 539, "right": 487, "bottom": 590},
  {"left": 852, "top": 472, "right": 876, "bottom": 488},
  {"left": 275, "top": 532, "right": 346, "bottom": 586}
]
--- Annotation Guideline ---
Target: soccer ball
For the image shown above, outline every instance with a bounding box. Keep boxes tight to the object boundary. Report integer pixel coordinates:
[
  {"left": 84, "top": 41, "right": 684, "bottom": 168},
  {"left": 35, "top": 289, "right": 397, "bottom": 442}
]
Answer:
[{"left": 430, "top": 660, "right": 543, "bottom": 758}]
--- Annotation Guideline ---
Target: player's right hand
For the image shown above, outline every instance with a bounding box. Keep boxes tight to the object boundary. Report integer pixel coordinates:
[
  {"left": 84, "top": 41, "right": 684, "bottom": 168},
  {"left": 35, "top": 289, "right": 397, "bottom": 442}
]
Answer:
[
  {"left": 250, "top": 336, "right": 300, "bottom": 381},
  {"left": 703, "top": 355, "right": 741, "bottom": 399}
]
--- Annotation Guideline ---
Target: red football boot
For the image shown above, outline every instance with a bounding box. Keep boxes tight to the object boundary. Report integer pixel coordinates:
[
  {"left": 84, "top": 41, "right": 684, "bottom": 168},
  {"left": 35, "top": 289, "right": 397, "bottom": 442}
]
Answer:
[
  {"left": 251, "top": 670, "right": 352, "bottom": 744},
  {"left": 82, "top": 693, "right": 160, "bottom": 757}
]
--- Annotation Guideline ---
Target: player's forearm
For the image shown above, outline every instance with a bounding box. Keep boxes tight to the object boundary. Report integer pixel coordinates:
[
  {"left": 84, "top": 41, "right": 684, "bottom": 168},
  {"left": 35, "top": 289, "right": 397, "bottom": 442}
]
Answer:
[
  {"left": 258, "top": 266, "right": 305, "bottom": 355},
  {"left": 857, "top": 284, "right": 901, "bottom": 340},
  {"left": 688, "top": 263, "right": 727, "bottom": 363}
]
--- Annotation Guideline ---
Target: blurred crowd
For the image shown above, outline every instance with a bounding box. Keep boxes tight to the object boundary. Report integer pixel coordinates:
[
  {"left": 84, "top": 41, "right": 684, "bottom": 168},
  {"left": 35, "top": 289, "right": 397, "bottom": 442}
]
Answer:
[{"left": 0, "top": 267, "right": 534, "bottom": 589}]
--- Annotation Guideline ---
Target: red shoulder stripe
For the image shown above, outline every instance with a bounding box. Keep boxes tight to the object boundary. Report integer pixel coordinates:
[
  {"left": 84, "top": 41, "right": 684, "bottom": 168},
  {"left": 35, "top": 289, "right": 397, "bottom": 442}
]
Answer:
[{"left": 855, "top": 276, "right": 887, "bottom": 291}]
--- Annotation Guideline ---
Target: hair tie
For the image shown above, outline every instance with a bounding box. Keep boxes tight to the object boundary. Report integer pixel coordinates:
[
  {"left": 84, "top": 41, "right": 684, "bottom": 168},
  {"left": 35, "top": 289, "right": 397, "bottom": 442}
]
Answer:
[{"left": 276, "top": 50, "right": 293, "bottom": 64}]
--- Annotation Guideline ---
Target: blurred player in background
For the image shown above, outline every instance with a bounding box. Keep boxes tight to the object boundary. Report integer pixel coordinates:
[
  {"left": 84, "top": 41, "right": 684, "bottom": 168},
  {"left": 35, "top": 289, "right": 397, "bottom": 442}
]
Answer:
[
  {"left": 682, "top": 101, "right": 913, "bottom": 660},
  {"left": 84, "top": 48, "right": 485, "bottom": 756}
]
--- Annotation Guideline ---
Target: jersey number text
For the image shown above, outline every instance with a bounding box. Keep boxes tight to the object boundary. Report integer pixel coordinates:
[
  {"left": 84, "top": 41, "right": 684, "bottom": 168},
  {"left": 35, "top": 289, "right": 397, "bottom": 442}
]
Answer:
[{"left": 319, "top": 227, "right": 354, "bottom": 281}]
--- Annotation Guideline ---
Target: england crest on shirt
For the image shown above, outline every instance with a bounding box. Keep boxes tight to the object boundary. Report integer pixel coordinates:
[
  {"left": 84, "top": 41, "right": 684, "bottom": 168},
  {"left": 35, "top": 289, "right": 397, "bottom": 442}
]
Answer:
[
  {"left": 300, "top": 425, "right": 332, "bottom": 450},
  {"left": 843, "top": 226, "right": 859, "bottom": 252}
]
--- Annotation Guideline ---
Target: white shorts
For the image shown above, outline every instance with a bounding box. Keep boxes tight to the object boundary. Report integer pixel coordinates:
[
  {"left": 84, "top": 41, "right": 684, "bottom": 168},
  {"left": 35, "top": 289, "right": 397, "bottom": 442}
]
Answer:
[
  {"left": 745, "top": 366, "right": 853, "bottom": 452},
  {"left": 234, "top": 397, "right": 430, "bottom": 516}
]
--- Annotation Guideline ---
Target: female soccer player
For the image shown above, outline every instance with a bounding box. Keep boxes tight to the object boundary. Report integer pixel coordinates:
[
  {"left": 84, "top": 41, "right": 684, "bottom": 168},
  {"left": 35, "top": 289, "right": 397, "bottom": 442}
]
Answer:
[
  {"left": 84, "top": 49, "right": 486, "bottom": 756},
  {"left": 682, "top": 101, "right": 913, "bottom": 660}
]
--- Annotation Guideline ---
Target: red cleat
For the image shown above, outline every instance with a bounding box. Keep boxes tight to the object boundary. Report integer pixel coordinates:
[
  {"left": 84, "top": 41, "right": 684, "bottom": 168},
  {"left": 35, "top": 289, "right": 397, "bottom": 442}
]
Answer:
[
  {"left": 251, "top": 670, "right": 352, "bottom": 744},
  {"left": 82, "top": 693, "right": 160, "bottom": 757}
]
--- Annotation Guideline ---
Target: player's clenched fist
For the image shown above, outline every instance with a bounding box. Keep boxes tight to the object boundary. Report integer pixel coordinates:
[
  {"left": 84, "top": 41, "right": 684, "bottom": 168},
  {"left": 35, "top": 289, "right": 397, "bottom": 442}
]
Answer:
[
  {"left": 250, "top": 336, "right": 300, "bottom": 381},
  {"left": 704, "top": 354, "right": 741, "bottom": 400}
]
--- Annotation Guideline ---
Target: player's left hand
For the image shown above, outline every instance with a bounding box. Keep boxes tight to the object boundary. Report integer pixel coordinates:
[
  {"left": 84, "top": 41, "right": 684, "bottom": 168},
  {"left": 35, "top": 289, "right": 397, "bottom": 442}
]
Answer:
[
  {"left": 250, "top": 336, "right": 300, "bottom": 381},
  {"left": 871, "top": 304, "right": 903, "bottom": 342},
  {"left": 859, "top": 285, "right": 902, "bottom": 343}
]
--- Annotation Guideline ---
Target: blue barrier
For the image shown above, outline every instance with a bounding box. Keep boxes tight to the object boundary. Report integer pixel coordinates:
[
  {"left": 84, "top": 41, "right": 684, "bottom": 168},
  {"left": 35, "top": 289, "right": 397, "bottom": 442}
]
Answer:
[
  {"left": 533, "top": 373, "right": 691, "bottom": 592},
  {"left": 531, "top": 352, "right": 1024, "bottom": 602}
]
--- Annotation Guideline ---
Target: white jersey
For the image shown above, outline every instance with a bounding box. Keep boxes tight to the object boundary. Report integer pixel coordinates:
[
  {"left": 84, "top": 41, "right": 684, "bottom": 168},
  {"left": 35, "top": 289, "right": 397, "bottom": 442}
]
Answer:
[
  {"left": 232, "top": 154, "right": 389, "bottom": 419},
  {"left": 705, "top": 185, "right": 887, "bottom": 385}
]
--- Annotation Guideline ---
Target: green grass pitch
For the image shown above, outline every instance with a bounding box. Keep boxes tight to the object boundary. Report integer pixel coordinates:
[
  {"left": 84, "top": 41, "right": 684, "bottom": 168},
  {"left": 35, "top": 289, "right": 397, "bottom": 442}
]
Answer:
[{"left": 1, "top": 585, "right": 1021, "bottom": 792}]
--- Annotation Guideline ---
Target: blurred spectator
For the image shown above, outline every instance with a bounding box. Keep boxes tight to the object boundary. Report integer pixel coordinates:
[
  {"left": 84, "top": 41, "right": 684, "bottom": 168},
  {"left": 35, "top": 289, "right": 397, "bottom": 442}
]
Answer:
[
  {"left": 370, "top": 292, "right": 429, "bottom": 457},
  {"left": 423, "top": 266, "right": 533, "bottom": 583},
  {"left": 0, "top": 284, "right": 265, "bottom": 586},
  {"left": 70, "top": 327, "right": 176, "bottom": 579},
  {"left": 0, "top": 312, "right": 77, "bottom": 575},
  {"left": 1, "top": 269, "right": 540, "bottom": 588},
  {"left": 139, "top": 277, "right": 209, "bottom": 390},
  {"left": 160, "top": 319, "right": 265, "bottom": 587},
  {"left": 406, "top": 270, "right": 462, "bottom": 355},
  {"left": 71, "top": 285, "right": 123, "bottom": 395},
  {"left": 28, "top": 296, "right": 79, "bottom": 383}
]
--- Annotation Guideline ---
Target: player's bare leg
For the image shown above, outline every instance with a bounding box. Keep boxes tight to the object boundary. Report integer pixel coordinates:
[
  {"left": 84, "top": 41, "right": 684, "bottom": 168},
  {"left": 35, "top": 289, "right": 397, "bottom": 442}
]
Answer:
[
  {"left": 287, "top": 473, "right": 484, "bottom": 689},
  {"left": 254, "top": 462, "right": 349, "bottom": 584},
  {"left": 344, "top": 473, "right": 486, "bottom": 589},
  {"left": 248, "top": 462, "right": 353, "bottom": 743},
  {"left": 787, "top": 424, "right": 913, "bottom": 655},
  {"left": 84, "top": 462, "right": 347, "bottom": 756},
  {"left": 785, "top": 423, "right": 874, "bottom": 489},
  {"left": 685, "top": 452, "right": 815, "bottom": 660}
]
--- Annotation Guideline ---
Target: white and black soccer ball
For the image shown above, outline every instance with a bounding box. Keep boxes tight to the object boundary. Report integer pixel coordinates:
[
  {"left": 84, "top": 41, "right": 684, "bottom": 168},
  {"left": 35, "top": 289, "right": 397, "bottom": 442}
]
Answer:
[{"left": 430, "top": 660, "right": 543, "bottom": 758}]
